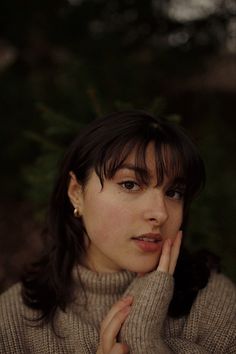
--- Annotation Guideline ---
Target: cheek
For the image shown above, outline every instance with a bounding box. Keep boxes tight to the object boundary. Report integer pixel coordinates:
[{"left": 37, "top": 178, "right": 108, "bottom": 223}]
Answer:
[
  {"left": 174, "top": 208, "right": 183, "bottom": 230},
  {"left": 164, "top": 205, "right": 183, "bottom": 236},
  {"left": 175, "top": 206, "right": 183, "bottom": 225},
  {"left": 82, "top": 195, "right": 131, "bottom": 241}
]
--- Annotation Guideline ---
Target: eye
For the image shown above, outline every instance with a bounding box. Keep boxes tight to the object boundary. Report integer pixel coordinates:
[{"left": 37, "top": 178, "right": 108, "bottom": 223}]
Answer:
[
  {"left": 166, "top": 188, "right": 185, "bottom": 200},
  {"left": 119, "top": 181, "right": 141, "bottom": 191}
]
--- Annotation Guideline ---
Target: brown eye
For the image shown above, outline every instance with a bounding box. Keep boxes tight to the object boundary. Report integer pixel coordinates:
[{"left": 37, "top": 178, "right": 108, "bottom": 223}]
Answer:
[
  {"left": 166, "top": 189, "right": 184, "bottom": 200},
  {"left": 119, "top": 181, "right": 140, "bottom": 191}
]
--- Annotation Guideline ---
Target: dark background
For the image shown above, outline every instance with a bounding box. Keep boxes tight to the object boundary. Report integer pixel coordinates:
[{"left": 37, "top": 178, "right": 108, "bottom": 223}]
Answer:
[{"left": 0, "top": 0, "right": 235, "bottom": 292}]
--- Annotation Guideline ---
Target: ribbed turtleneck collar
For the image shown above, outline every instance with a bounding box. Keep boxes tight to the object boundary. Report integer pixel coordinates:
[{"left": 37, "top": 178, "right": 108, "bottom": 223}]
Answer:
[
  {"left": 71, "top": 265, "right": 136, "bottom": 328},
  {"left": 76, "top": 264, "right": 136, "bottom": 296}
]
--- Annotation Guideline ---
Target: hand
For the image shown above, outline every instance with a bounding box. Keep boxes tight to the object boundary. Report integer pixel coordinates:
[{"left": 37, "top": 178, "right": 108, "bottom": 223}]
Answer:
[
  {"left": 137, "top": 230, "right": 182, "bottom": 277},
  {"left": 157, "top": 230, "right": 182, "bottom": 275},
  {"left": 118, "top": 232, "right": 182, "bottom": 353},
  {"left": 96, "top": 296, "right": 133, "bottom": 354}
]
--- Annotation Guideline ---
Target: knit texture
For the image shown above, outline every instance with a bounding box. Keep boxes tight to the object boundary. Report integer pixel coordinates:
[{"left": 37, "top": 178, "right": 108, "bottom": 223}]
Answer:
[{"left": 0, "top": 267, "right": 235, "bottom": 354}]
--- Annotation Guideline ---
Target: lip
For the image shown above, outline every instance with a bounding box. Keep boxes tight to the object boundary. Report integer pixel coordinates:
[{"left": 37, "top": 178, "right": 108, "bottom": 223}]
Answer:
[
  {"left": 131, "top": 233, "right": 163, "bottom": 252},
  {"left": 138, "top": 233, "right": 162, "bottom": 241}
]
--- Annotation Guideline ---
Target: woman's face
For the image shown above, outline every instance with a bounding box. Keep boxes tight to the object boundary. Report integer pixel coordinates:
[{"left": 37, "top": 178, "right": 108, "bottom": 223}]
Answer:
[{"left": 69, "top": 143, "right": 184, "bottom": 274}]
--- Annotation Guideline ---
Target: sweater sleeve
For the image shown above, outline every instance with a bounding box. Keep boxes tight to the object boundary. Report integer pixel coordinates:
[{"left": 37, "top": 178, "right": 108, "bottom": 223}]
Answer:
[
  {"left": 119, "top": 271, "right": 236, "bottom": 354},
  {"left": 164, "top": 272, "right": 236, "bottom": 353},
  {"left": 119, "top": 270, "right": 174, "bottom": 354}
]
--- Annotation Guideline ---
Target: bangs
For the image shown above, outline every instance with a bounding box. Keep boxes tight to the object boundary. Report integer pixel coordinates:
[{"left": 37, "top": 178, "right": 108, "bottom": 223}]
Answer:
[
  {"left": 74, "top": 112, "right": 205, "bottom": 205},
  {"left": 93, "top": 130, "right": 204, "bottom": 206},
  {"left": 95, "top": 138, "right": 186, "bottom": 188}
]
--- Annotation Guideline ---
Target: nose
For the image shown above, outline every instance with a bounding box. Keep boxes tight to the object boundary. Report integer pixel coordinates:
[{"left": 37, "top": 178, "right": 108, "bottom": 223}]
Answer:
[{"left": 143, "top": 189, "right": 168, "bottom": 226}]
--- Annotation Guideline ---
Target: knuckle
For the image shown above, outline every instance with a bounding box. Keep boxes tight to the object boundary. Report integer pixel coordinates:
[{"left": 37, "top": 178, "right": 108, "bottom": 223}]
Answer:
[{"left": 113, "top": 299, "right": 126, "bottom": 311}]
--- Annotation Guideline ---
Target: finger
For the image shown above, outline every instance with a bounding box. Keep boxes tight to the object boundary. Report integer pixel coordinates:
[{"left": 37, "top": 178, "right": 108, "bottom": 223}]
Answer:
[
  {"left": 110, "top": 343, "right": 129, "bottom": 354},
  {"left": 137, "top": 272, "right": 145, "bottom": 277},
  {"left": 101, "top": 306, "right": 131, "bottom": 353},
  {"left": 100, "top": 296, "right": 133, "bottom": 335},
  {"left": 157, "top": 238, "right": 172, "bottom": 273},
  {"left": 169, "top": 230, "right": 182, "bottom": 275}
]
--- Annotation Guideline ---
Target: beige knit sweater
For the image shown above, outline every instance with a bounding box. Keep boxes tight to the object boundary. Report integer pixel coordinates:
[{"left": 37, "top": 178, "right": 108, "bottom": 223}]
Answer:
[{"left": 0, "top": 266, "right": 235, "bottom": 353}]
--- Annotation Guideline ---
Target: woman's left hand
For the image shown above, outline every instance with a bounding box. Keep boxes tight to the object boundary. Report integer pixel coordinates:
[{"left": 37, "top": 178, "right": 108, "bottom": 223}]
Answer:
[
  {"left": 118, "top": 231, "right": 182, "bottom": 353},
  {"left": 137, "top": 230, "right": 182, "bottom": 277},
  {"left": 157, "top": 230, "right": 182, "bottom": 275}
]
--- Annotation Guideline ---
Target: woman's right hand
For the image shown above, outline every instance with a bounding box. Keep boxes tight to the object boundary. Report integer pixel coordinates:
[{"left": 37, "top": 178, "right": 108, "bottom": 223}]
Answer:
[{"left": 96, "top": 296, "right": 133, "bottom": 354}]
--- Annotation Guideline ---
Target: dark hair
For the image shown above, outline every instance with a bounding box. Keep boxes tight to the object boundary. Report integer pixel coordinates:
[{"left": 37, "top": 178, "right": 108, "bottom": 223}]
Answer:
[{"left": 22, "top": 110, "right": 218, "bottom": 324}]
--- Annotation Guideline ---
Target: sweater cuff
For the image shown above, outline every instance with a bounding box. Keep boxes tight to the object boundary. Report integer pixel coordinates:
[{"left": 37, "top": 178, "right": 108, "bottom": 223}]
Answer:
[
  {"left": 124, "top": 270, "right": 174, "bottom": 315},
  {"left": 119, "top": 270, "right": 174, "bottom": 352}
]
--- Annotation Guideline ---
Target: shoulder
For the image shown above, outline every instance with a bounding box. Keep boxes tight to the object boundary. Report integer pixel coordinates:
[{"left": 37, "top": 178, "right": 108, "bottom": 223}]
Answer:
[
  {"left": 0, "top": 283, "right": 26, "bottom": 327},
  {"left": 0, "top": 283, "right": 24, "bottom": 315},
  {"left": 208, "top": 271, "right": 235, "bottom": 290},
  {"left": 0, "top": 283, "right": 47, "bottom": 353},
  {"left": 0, "top": 283, "right": 25, "bottom": 351},
  {"left": 192, "top": 272, "right": 236, "bottom": 338},
  {"left": 197, "top": 272, "right": 236, "bottom": 310},
  {"left": 165, "top": 273, "right": 236, "bottom": 353},
  {"left": 185, "top": 273, "right": 236, "bottom": 351},
  {"left": 0, "top": 282, "right": 37, "bottom": 329}
]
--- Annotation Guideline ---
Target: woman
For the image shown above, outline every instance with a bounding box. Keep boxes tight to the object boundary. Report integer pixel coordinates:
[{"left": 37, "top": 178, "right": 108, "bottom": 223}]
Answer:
[{"left": 0, "top": 111, "right": 235, "bottom": 353}]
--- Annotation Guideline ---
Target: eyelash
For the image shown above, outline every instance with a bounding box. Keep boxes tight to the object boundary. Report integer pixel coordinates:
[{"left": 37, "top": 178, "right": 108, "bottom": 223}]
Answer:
[
  {"left": 166, "top": 188, "right": 185, "bottom": 200},
  {"left": 118, "top": 181, "right": 185, "bottom": 200},
  {"left": 118, "top": 180, "right": 141, "bottom": 191}
]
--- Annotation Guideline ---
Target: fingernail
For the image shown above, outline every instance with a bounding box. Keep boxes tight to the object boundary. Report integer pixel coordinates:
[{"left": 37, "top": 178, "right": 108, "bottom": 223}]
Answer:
[
  {"left": 137, "top": 273, "right": 145, "bottom": 277},
  {"left": 122, "top": 295, "right": 133, "bottom": 302},
  {"left": 123, "top": 305, "right": 131, "bottom": 314}
]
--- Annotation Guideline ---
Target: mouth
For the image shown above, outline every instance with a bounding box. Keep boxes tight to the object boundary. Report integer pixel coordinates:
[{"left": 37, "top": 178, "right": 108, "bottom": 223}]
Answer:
[
  {"left": 131, "top": 233, "right": 162, "bottom": 243},
  {"left": 131, "top": 233, "right": 163, "bottom": 252}
]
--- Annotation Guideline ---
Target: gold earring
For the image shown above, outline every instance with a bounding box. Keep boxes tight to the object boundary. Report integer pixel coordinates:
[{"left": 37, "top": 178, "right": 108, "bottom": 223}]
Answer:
[{"left": 73, "top": 208, "right": 80, "bottom": 218}]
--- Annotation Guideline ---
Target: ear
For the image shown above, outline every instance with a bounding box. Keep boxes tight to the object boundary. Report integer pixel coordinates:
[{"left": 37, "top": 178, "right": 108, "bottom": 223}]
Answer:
[{"left": 67, "top": 171, "right": 84, "bottom": 214}]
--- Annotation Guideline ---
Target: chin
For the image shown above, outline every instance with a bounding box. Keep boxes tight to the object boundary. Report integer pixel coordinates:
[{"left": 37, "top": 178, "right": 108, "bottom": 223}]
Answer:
[{"left": 125, "top": 259, "right": 159, "bottom": 274}]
